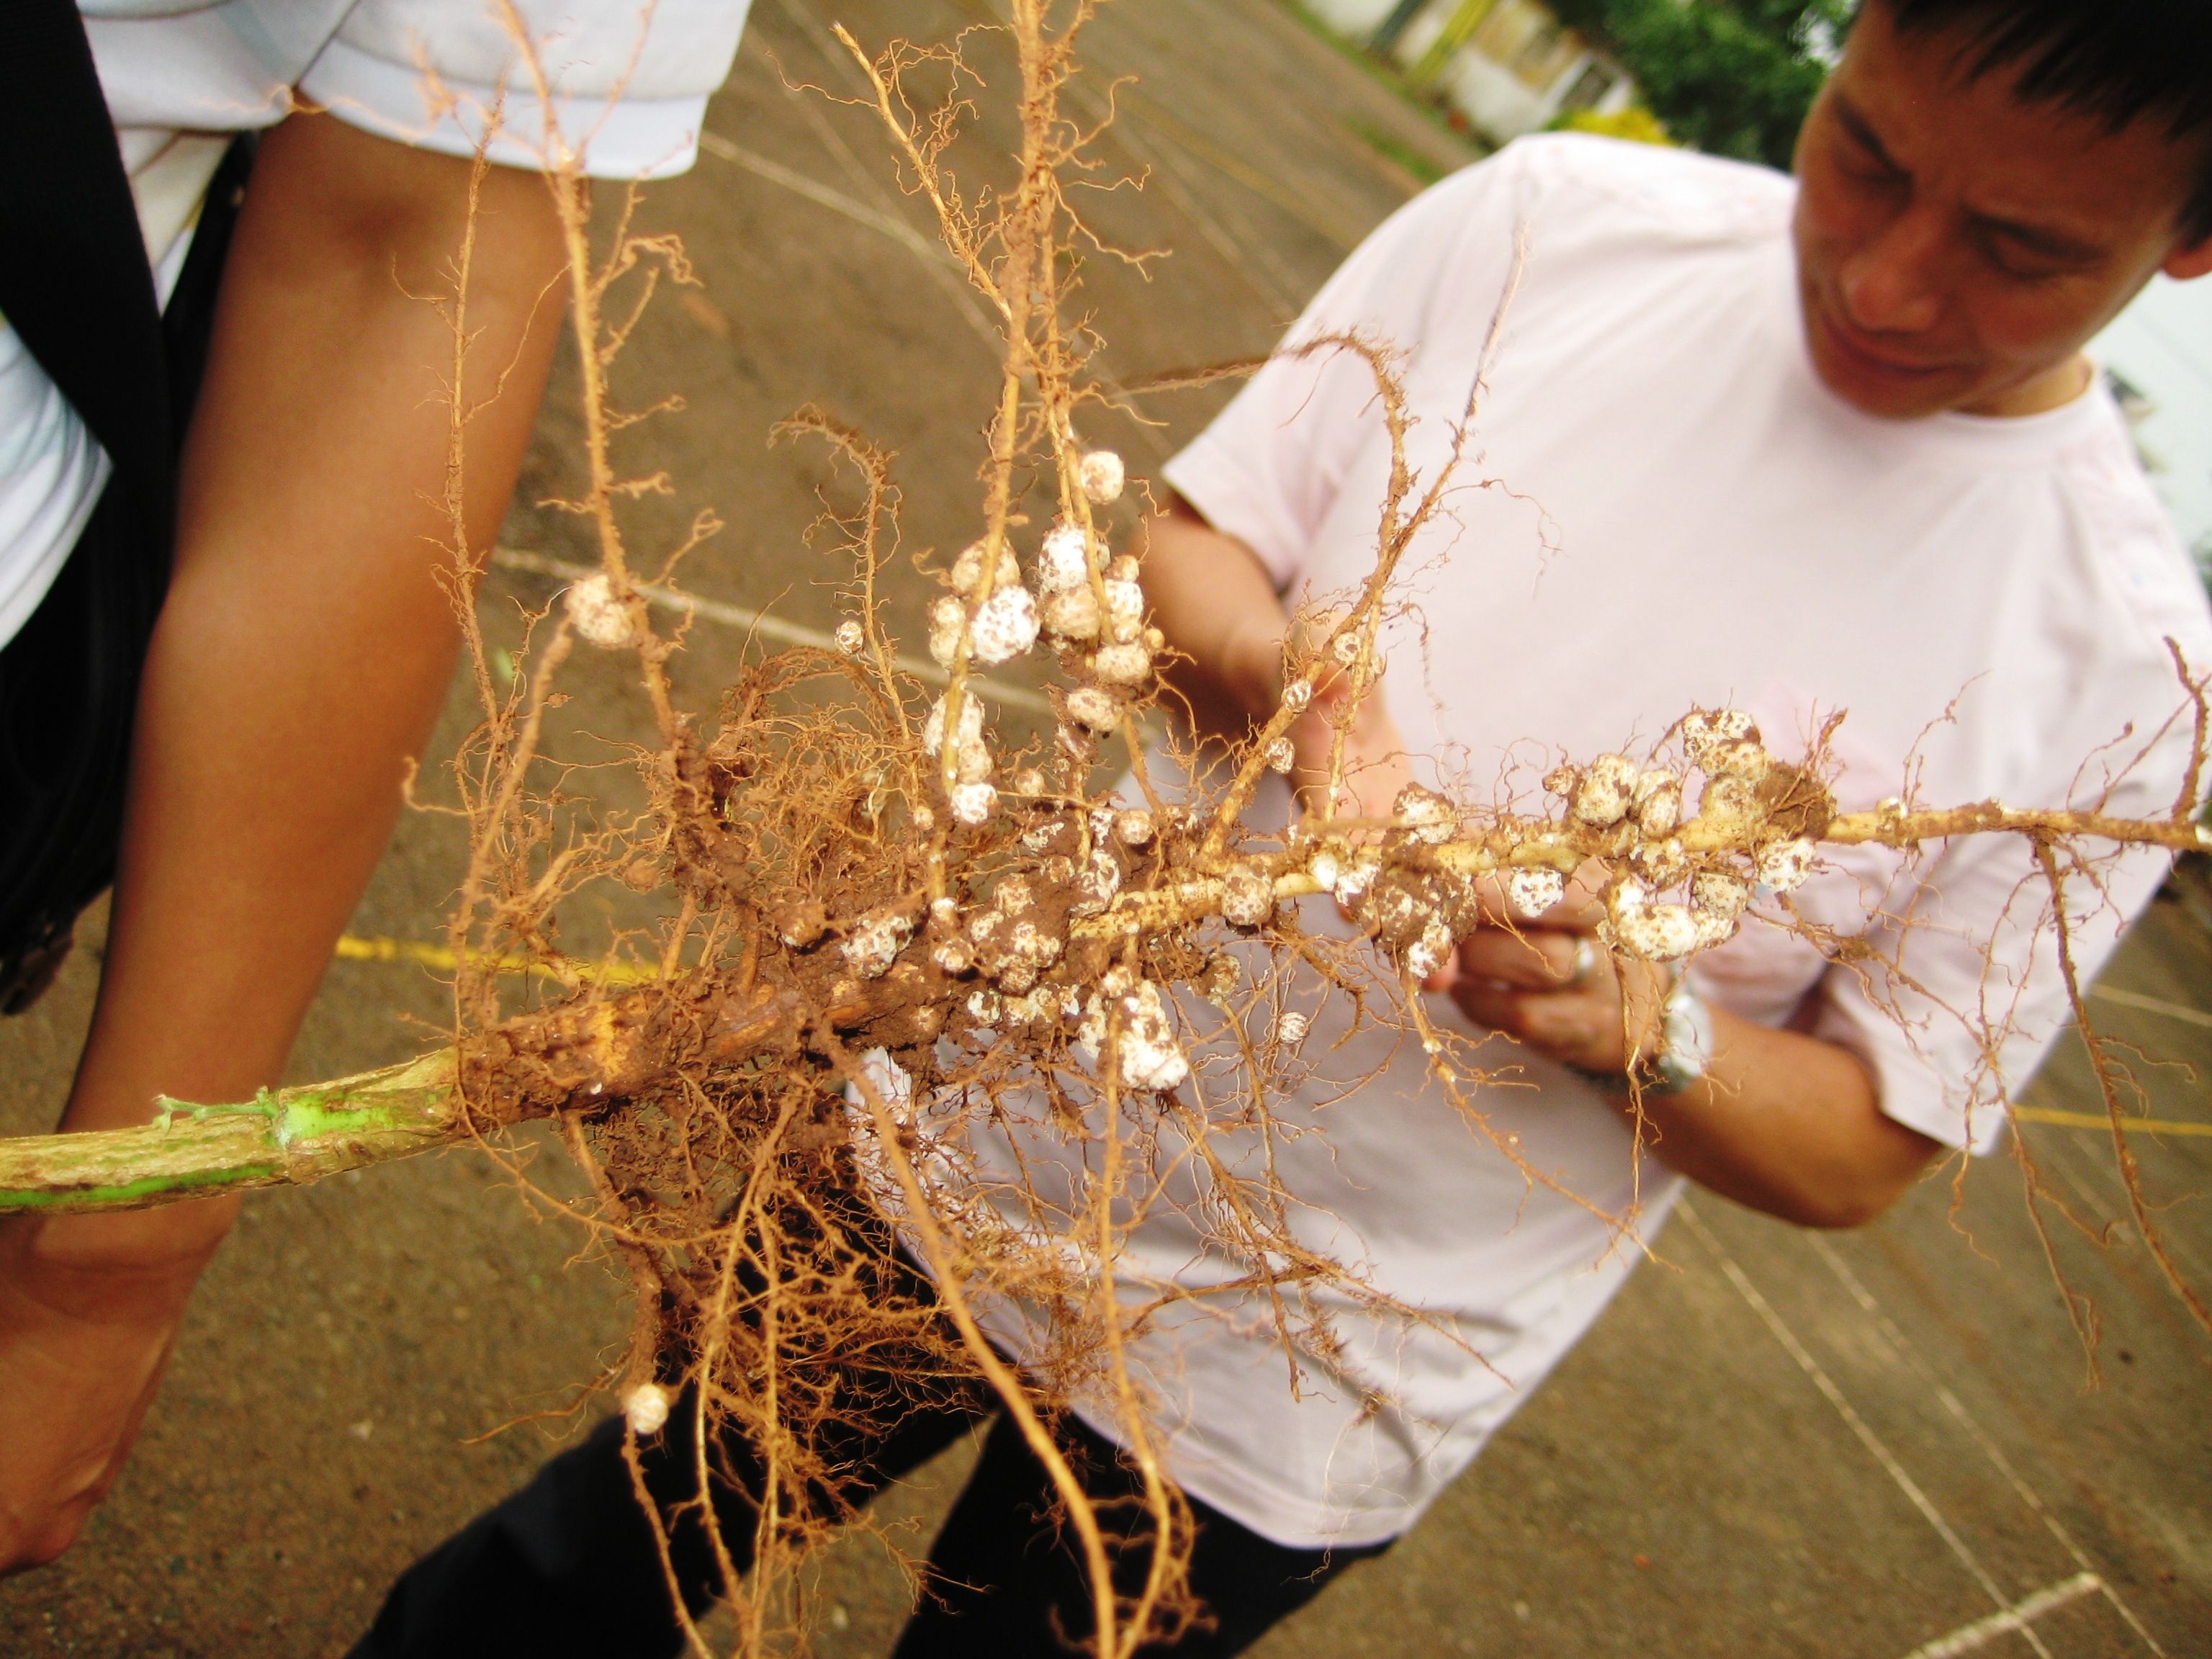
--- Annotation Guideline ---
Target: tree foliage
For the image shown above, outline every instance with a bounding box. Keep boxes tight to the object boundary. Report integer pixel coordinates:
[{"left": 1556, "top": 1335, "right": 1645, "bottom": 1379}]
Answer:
[{"left": 1552, "top": 0, "right": 1853, "bottom": 169}]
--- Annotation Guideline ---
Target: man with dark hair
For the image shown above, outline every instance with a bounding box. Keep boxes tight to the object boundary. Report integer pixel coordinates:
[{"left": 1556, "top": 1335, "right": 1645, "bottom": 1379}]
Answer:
[
  {"left": 1884, "top": 0, "right": 2212, "bottom": 243},
  {"left": 344, "top": 2, "right": 2212, "bottom": 1656},
  {"left": 1125, "top": 0, "right": 2212, "bottom": 1580}
]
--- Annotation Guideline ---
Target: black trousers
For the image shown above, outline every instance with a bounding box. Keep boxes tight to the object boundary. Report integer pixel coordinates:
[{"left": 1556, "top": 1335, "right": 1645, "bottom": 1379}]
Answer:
[{"left": 351, "top": 1369, "right": 1390, "bottom": 1658}]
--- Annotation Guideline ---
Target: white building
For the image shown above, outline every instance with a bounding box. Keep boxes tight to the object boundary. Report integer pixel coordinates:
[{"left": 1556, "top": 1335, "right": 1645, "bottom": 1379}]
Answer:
[
  {"left": 1309, "top": 0, "right": 1637, "bottom": 144},
  {"left": 2096, "top": 275, "right": 2212, "bottom": 563}
]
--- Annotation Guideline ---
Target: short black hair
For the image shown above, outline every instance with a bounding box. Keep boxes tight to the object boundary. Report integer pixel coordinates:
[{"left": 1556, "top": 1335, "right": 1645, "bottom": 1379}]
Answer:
[{"left": 1881, "top": 0, "right": 2212, "bottom": 240}]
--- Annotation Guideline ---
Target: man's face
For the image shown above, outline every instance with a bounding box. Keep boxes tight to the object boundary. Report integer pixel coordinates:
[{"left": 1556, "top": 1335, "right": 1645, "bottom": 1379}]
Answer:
[{"left": 1791, "top": 2, "right": 2212, "bottom": 420}]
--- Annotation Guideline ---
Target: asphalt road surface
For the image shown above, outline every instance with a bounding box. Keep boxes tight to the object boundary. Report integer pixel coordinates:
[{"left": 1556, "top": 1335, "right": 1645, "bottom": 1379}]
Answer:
[{"left": 3, "top": 2, "right": 2207, "bottom": 1654}]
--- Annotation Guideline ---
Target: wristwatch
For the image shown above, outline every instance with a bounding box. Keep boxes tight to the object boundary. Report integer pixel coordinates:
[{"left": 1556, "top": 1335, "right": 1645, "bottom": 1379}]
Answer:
[
  {"left": 1636, "top": 973, "right": 1715, "bottom": 1097},
  {"left": 1570, "top": 971, "right": 1714, "bottom": 1097}
]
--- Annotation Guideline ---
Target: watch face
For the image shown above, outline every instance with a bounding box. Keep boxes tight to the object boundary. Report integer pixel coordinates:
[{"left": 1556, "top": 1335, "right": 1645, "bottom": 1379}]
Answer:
[{"left": 1655, "top": 984, "right": 1714, "bottom": 1094}]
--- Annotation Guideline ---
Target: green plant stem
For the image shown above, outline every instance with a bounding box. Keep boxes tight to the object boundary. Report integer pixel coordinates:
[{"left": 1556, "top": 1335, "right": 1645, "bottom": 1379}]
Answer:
[{"left": 0, "top": 1051, "right": 462, "bottom": 1215}]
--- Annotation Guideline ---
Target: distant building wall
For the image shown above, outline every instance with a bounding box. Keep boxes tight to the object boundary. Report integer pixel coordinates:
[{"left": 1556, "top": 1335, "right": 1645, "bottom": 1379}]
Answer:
[
  {"left": 1327, "top": 0, "right": 1635, "bottom": 145},
  {"left": 1307, "top": 0, "right": 1403, "bottom": 34},
  {"left": 2095, "top": 276, "right": 2212, "bottom": 562}
]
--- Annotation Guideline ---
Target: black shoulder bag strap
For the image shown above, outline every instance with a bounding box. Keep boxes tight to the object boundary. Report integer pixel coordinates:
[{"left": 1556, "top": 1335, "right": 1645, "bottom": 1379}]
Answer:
[{"left": 0, "top": 0, "right": 253, "bottom": 1012}]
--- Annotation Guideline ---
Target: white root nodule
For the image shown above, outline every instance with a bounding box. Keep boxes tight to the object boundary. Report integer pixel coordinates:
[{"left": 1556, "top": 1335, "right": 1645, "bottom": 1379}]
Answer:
[
  {"left": 969, "top": 585, "right": 1040, "bottom": 665},
  {"left": 565, "top": 572, "right": 634, "bottom": 649},
  {"left": 1078, "top": 449, "right": 1125, "bottom": 505},
  {"left": 626, "top": 1382, "right": 673, "bottom": 1437}
]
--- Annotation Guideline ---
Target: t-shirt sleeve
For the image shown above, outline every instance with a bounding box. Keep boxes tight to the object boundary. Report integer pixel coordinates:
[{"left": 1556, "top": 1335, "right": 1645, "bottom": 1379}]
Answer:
[
  {"left": 300, "top": 0, "right": 752, "bottom": 181},
  {"left": 1161, "top": 147, "right": 1539, "bottom": 590},
  {"left": 1809, "top": 737, "right": 2189, "bottom": 1156}
]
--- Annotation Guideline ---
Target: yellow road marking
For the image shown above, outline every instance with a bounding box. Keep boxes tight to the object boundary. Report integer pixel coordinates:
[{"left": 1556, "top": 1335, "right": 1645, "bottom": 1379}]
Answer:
[
  {"left": 334, "top": 935, "right": 665, "bottom": 988},
  {"left": 2011, "top": 1105, "right": 2212, "bottom": 1138}
]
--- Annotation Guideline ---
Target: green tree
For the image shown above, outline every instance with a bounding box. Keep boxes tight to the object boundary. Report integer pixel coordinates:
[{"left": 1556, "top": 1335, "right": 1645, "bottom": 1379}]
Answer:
[{"left": 1552, "top": 0, "right": 1852, "bottom": 169}]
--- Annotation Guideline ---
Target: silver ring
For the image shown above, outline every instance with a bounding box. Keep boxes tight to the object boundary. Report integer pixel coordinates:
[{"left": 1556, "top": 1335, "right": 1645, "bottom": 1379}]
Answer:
[{"left": 1568, "top": 937, "right": 1598, "bottom": 989}]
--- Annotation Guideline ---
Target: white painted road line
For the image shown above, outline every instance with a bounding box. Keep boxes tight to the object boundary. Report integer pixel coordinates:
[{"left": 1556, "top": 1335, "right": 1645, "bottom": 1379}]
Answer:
[
  {"left": 695, "top": 130, "right": 960, "bottom": 274},
  {"left": 1898, "top": 1571, "right": 2105, "bottom": 1659},
  {"left": 1804, "top": 1233, "right": 2167, "bottom": 1656},
  {"left": 490, "top": 547, "right": 1056, "bottom": 716},
  {"left": 1676, "top": 1201, "right": 2058, "bottom": 1659},
  {"left": 2087, "top": 982, "right": 2212, "bottom": 1031}
]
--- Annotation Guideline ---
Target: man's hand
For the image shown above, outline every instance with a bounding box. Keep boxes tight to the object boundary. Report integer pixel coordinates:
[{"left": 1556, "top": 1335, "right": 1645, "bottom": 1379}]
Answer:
[
  {"left": 0, "top": 111, "right": 566, "bottom": 1573},
  {"left": 1283, "top": 616, "right": 1411, "bottom": 825},
  {"left": 0, "top": 1206, "right": 230, "bottom": 1571},
  {"left": 1427, "top": 869, "right": 1939, "bottom": 1228},
  {"left": 1136, "top": 496, "right": 1939, "bottom": 1230},
  {"left": 1424, "top": 867, "right": 1669, "bottom": 1075},
  {"left": 1138, "top": 498, "right": 1414, "bottom": 827}
]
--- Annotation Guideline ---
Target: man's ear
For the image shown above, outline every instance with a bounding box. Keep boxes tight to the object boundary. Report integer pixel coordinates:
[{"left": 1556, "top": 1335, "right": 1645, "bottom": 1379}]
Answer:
[{"left": 2164, "top": 233, "right": 2212, "bottom": 281}]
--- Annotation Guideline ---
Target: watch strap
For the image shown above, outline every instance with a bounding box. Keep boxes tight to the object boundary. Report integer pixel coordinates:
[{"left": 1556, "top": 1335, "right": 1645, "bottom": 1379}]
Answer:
[{"left": 1565, "top": 971, "right": 1714, "bottom": 1097}]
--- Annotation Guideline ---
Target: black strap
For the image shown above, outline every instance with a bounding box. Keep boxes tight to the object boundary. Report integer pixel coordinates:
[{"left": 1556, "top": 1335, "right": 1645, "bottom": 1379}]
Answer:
[
  {"left": 0, "top": 4, "right": 252, "bottom": 1008},
  {"left": 0, "top": 0, "right": 173, "bottom": 544}
]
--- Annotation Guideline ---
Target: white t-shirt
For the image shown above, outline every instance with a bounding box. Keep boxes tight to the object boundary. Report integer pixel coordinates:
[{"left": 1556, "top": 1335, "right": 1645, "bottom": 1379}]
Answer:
[
  {"left": 956, "top": 135, "right": 2212, "bottom": 1550},
  {"left": 0, "top": 0, "right": 751, "bottom": 647}
]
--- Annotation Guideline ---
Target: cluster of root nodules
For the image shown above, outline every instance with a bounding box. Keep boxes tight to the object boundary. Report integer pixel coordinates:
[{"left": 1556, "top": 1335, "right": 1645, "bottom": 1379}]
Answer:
[
  {"left": 485, "top": 514, "right": 1860, "bottom": 1652},
  {"left": 570, "top": 591, "right": 1247, "bottom": 1628},
  {"left": 430, "top": 13, "right": 1860, "bottom": 1642},
  {"left": 423, "top": 12, "right": 2212, "bottom": 1659}
]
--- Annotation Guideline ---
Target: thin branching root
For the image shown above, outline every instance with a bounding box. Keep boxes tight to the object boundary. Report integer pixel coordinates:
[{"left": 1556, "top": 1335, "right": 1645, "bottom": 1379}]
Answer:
[{"left": 4, "top": 7, "right": 2208, "bottom": 1656}]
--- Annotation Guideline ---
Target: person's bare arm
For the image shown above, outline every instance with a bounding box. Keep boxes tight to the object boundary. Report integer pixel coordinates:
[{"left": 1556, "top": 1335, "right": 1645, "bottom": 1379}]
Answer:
[
  {"left": 1636, "top": 1006, "right": 1936, "bottom": 1227},
  {"left": 1140, "top": 493, "right": 1285, "bottom": 743},
  {"left": 1145, "top": 500, "right": 1936, "bottom": 1226},
  {"left": 1141, "top": 494, "right": 1409, "bottom": 815},
  {"left": 0, "top": 112, "right": 566, "bottom": 1572},
  {"left": 1436, "top": 903, "right": 1938, "bottom": 1228}
]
